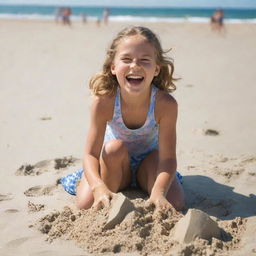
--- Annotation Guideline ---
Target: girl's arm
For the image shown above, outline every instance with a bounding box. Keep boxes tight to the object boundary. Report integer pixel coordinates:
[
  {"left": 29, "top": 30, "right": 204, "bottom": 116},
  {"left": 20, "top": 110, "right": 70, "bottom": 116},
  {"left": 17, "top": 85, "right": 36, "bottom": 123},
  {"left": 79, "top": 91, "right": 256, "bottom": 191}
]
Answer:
[
  {"left": 149, "top": 92, "right": 178, "bottom": 209},
  {"left": 83, "top": 95, "right": 114, "bottom": 208}
]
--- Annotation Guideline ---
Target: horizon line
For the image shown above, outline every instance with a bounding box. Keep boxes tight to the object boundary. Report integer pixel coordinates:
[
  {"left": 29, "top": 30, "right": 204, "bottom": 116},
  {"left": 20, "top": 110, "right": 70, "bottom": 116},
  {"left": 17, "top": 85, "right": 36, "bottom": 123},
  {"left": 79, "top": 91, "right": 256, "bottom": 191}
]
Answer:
[{"left": 0, "top": 3, "right": 256, "bottom": 9}]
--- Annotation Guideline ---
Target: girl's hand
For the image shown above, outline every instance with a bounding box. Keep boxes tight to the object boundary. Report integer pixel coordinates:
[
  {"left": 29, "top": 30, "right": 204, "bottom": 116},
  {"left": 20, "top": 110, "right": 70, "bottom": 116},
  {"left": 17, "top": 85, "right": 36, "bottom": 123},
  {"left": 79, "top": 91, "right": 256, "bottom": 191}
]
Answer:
[
  {"left": 91, "top": 183, "right": 114, "bottom": 210},
  {"left": 146, "top": 194, "right": 172, "bottom": 212}
]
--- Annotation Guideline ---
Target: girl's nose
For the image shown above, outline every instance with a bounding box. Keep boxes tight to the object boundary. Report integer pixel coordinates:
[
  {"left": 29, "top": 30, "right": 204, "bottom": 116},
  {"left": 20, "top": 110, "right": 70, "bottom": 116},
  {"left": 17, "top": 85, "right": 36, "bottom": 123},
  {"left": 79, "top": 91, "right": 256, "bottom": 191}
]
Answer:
[{"left": 130, "top": 59, "right": 140, "bottom": 69}]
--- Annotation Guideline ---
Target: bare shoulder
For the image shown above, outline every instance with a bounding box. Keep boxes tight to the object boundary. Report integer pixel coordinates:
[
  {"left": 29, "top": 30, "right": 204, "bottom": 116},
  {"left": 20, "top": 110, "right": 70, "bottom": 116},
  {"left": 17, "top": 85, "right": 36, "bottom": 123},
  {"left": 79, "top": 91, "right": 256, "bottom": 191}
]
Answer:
[
  {"left": 155, "top": 90, "right": 178, "bottom": 122},
  {"left": 156, "top": 90, "right": 177, "bottom": 107},
  {"left": 91, "top": 93, "right": 115, "bottom": 122}
]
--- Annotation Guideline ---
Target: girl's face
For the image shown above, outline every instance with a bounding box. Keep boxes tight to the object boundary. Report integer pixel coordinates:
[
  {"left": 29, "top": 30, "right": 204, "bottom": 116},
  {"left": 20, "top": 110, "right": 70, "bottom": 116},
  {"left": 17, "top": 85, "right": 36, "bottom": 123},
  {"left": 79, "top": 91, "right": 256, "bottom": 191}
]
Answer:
[{"left": 111, "top": 35, "right": 160, "bottom": 95}]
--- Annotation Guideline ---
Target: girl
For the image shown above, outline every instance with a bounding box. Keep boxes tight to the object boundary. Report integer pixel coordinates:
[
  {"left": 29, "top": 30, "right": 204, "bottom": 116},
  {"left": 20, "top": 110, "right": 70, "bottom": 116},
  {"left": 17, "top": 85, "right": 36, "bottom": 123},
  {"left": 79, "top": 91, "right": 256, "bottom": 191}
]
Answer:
[{"left": 61, "top": 26, "right": 185, "bottom": 212}]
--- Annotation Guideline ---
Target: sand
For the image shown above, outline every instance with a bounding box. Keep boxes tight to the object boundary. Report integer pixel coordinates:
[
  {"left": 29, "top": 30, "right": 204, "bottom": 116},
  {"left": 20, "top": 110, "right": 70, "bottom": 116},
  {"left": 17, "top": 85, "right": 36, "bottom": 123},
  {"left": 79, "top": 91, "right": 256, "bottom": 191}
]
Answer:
[{"left": 0, "top": 19, "right": 256, "bottom": 256}]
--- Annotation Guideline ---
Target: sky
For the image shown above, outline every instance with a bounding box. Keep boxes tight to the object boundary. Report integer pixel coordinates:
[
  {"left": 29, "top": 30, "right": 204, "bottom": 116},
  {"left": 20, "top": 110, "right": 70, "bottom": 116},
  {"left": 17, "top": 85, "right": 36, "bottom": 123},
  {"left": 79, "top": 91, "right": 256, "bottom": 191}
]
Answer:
[{"left": 0, "top": 0, "right": 256, "bottom": 8}]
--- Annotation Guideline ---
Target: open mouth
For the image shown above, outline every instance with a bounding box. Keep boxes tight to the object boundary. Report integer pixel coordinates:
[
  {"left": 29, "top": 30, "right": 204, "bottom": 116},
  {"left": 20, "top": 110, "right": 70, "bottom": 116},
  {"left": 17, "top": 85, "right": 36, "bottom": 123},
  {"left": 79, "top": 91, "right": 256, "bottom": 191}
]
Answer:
[{"left": 126, "top": 75, "right": 144, "bottom": 84}]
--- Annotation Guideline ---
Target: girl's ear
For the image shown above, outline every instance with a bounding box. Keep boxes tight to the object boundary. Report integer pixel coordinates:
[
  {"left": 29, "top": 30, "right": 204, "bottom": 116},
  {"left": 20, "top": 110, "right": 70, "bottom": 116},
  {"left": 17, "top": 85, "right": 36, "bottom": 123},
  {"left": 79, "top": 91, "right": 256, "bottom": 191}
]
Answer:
[
  {"left": 154, "top": 65, "right": 160, "bottom": 77},
  {"left": 111, "top": 64, "right": 116, "bottom": 75}
]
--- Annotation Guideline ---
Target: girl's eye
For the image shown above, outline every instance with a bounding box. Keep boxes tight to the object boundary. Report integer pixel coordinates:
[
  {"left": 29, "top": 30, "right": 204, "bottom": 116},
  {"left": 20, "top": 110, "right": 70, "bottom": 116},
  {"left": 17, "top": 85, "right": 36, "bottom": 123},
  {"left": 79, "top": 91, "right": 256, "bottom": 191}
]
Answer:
[
  {"left": 121, "top": 58, "right": 131, "bottom": 63},
  {"left": 141, "top": 59, "right": 150, "bottom": 62}
]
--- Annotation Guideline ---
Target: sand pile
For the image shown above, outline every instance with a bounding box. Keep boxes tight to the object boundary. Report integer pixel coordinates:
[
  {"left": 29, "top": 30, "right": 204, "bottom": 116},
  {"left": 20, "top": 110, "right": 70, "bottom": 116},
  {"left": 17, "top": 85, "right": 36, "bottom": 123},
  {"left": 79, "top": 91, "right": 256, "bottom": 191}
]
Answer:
[{"left": 34, "top": 197, "right": 247, "bottom": 256}]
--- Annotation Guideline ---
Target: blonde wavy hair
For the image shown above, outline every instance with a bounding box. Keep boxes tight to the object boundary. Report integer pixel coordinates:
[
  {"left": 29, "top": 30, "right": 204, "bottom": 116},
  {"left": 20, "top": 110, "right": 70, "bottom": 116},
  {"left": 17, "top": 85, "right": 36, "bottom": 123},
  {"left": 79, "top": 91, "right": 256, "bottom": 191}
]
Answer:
[{"left": 89, "top": 26, "right": 177, "bottom": 96}]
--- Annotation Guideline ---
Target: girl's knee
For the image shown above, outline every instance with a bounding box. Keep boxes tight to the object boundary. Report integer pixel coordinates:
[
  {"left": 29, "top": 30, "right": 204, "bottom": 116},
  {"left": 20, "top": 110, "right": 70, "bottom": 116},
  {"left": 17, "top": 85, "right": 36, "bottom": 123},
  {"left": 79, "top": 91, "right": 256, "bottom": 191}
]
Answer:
[
  {"left": 76, "top": 194, "right": 94, "bottom": 210},
  {"left": 101, "top": 140, "right": 130, "bottom": 191},
  {"left": 76, "top": 177, "right": 94, "bottom": 210},
  {"left": 103, "top": 139, "right": 128, "bottom": 158}
]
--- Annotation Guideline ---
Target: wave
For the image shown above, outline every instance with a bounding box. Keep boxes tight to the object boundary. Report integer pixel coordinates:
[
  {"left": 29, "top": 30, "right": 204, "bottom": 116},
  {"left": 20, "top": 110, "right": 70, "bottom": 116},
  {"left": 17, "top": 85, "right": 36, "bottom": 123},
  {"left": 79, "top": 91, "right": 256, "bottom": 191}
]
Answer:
[{"left": 0, "top": 13, "right": 256, "bottom": 24}]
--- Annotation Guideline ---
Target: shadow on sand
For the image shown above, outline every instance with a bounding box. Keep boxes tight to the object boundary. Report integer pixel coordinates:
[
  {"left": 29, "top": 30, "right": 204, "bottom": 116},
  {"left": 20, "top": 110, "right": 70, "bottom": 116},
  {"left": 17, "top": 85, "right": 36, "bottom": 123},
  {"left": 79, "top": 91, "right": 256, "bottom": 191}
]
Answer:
[{"left": 183, "top": 175, "right": 256, "bottom": 220}]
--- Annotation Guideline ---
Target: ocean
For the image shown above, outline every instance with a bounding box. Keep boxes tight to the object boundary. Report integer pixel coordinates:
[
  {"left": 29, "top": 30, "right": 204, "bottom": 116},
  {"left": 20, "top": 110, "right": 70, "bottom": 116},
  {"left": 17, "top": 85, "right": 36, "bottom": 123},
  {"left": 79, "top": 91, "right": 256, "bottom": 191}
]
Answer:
[{"left": 0, "top": 4, "right": 256, "bottom": 23}]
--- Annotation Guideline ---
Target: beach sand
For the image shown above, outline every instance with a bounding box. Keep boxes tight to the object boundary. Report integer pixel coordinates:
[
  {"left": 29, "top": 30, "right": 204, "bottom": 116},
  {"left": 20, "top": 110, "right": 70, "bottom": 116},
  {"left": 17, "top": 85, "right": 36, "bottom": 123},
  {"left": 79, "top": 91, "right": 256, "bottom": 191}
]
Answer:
[{"left": 0, "top": 19, "right": 255, "bottom": 255}]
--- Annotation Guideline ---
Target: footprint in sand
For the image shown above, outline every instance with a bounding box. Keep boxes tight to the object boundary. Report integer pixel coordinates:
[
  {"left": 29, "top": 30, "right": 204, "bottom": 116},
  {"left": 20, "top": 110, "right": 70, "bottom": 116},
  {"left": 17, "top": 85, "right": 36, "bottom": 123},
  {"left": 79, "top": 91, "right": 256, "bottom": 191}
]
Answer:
[
  {"left": 16, "top": 160, "right": 54, "bottom": 176},
  {"left": 16, "top": 156, "right": 79, "bottom": 176},
  {"left": 0, "top": 193, "right": 13, "bottom": 202},
  {"left": 54, "top": 156, "right": 78, "bottom": 169},
  {"left": 24, "top": 185, "right": 57, "bottom": 197},
  {"left": 28, "top": 201, "right": 45, "bottom": 212}
]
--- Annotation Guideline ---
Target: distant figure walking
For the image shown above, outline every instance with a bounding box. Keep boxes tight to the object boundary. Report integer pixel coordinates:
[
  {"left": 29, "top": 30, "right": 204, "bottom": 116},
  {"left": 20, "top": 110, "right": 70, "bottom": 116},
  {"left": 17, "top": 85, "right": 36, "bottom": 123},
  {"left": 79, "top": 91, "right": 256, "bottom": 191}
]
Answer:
[
  {"left": 102, "top": 8, "right": 110, "bottom": 25},
  {"left": 55, "top": 7, "right": 72, "bottom": 26},
  {"left": 210, "top": 9, "right": 225, "bottom": 34},
  {"left": 62, "top": 7, "right": 72, "bottom": 26}
]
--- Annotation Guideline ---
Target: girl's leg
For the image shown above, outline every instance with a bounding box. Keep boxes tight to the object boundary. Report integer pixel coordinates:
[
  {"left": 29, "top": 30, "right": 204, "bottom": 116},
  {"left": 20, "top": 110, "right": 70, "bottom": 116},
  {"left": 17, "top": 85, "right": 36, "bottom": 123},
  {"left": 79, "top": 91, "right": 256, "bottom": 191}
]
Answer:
[
  {"left": 100, "top": 139, "right": 132, "bottom": 192},
  {"left": 136, "top": 150, "right": 185, "bottom": 211},
  {"left": 76, "top": 139, "right": 131, "bottom": 209},
  {"left": 76, "top": 174, "right": 94, "bottom": 209}
]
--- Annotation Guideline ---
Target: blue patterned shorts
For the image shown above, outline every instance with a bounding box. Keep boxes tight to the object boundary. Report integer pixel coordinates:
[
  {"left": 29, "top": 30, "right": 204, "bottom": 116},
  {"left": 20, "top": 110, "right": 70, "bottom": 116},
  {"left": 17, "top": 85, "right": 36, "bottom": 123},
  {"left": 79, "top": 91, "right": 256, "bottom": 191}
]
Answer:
[{"left": 60, "top": 168, "right": 183, "bottom": 196}]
